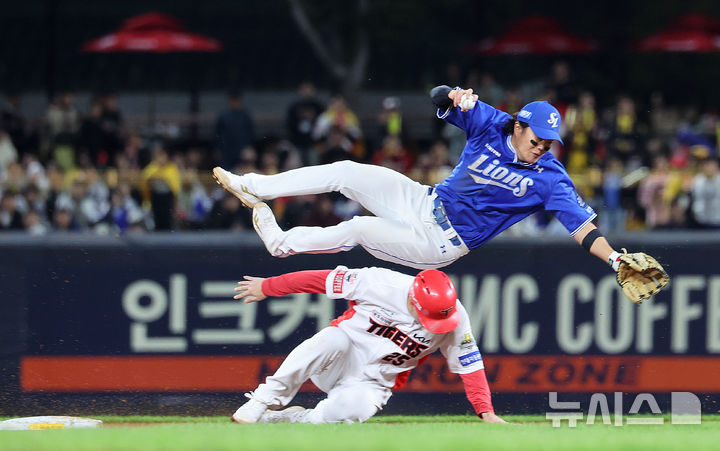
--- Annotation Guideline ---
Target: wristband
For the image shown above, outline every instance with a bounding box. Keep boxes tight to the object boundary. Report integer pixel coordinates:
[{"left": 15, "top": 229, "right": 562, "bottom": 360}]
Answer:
[{"left": 608, "top": 251, "right": 622, "bottom": 272}]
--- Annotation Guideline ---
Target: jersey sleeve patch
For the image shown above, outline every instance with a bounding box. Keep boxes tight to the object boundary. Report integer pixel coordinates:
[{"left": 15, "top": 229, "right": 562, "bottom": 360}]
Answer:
[
  {"left": 459, "top": 333, "right": 476, "bottom": 350},
  {"left": 332, "top": 270, "right": 347, "bottom": 294},
  {"left": 326, "top": 266, "right": 361, "bottom": 299},
  {"left": 459, "top": 350, "right": 483, "bottom": 367}
]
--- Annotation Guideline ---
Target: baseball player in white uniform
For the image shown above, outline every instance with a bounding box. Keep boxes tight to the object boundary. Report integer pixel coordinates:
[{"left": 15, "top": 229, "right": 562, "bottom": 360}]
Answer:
[{"left": 230, "top": 266, "right": 506, "bottom": 424}]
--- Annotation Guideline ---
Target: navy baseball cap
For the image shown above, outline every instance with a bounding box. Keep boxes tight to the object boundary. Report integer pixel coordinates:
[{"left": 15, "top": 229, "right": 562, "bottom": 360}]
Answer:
[{"left": 517, "top": 101, "right": 564, "bottom": 145}]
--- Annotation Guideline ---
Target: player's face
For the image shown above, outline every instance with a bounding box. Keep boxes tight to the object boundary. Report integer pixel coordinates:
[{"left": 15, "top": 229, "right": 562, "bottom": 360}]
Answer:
[{"left": 513, "top": 123, "right": 553, "bottom": 164}]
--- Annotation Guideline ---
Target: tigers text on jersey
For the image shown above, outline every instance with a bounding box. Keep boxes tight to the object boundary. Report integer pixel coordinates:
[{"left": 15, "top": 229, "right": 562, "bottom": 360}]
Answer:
[
  {"left": 435, "top": 102, "right": 596, "bottom": 249},
  {"left": 324, "top": 266, "right": 483, "bottom": 389}
]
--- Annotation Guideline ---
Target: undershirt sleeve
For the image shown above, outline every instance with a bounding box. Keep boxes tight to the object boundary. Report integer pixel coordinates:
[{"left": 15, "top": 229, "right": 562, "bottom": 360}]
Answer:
[
  {"left": 430, "top": 85, "right": 453, "bottom": 110},
  {"left": 460, "top": 369, "right": 495, "bottom": 415},
  {"left": 261, "top": 270, "right": 333, "bottom": 296}
]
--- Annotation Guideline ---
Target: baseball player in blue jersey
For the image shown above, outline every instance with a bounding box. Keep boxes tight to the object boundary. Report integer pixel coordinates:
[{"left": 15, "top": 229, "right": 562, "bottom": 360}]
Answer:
[{"left": 213, "top": 85, "right": 668, "bottom": 302}]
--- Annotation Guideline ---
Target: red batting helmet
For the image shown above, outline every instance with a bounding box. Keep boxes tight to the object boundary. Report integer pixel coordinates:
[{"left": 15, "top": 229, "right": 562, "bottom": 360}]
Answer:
[{"left": 410, "top": 269, "right": 460, "bottom": 334}]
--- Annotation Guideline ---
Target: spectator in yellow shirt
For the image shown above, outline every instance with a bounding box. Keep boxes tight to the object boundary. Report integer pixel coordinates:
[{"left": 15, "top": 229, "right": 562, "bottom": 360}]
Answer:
[{"left": 141, "top": 143, "right": 180, "bottom": 230}]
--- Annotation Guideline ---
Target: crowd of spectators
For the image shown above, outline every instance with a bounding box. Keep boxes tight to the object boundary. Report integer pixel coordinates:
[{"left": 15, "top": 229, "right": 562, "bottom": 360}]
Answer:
[{"left": 1, "top": 62, "right": 720, "bottom": 237}]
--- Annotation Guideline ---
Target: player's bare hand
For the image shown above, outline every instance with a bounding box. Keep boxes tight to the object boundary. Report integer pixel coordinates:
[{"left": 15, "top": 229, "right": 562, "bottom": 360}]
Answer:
[
  {"left": 234, "top": 276, "right": 267, "bottom": 303},
  {"left": 448, "top": 88, "right": 478, "bottom": 112},
  {"left": 480, "top": 412, "right": 508, "bottom": 424}
]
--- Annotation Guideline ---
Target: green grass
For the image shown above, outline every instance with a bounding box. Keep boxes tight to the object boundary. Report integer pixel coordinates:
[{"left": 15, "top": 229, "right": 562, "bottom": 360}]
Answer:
[{"left": 0, "top": 415, "right": 718, "bottom": 451}]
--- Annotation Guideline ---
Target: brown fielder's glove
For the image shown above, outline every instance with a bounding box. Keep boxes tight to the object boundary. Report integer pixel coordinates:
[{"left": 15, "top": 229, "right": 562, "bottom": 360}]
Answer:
[{"left": 616, "top": 250, "right": 670, "bottom": 304}]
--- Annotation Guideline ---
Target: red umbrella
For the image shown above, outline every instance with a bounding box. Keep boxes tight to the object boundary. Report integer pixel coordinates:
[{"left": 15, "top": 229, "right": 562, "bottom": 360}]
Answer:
[
  {"left": 633, "top": 30, "right": 720, "bottom": 52},
  {"left": 81, "top": 12, "right": 222, "bottom": 53},
  {"left": 466, "top": 16, "right": 597, "bottom": 56},
  {"left": 631, "top": 13, "right": 720, "bottom": 52},
  {"left": 80, "top": 12, "right": 222, "bottom": 130}
]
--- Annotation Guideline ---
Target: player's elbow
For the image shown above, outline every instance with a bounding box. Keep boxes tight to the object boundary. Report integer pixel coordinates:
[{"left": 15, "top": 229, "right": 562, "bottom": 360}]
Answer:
[{"left": 430, "top": 85, "right": 453, "bottom": 110}]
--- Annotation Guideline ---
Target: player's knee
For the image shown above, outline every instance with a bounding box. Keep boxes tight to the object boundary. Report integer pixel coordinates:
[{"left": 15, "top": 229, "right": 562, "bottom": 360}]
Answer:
[
  {"left": 328, "top": 160, "right": 359, "bottom": 173},
  {"left": 324, "top": 387, "right": 381, "bottom": 423},
  {"left": 308, "top": 327, "right": 351, "bottom": 354},
  {"left": 328, "top": 160, "right": 366, "bottom": 190},
  {"left": 344, "top": 216, "right": 385, "bottom": 246},
  {"left": 345, "top": 216, "right": 374, "bottom": 235}
]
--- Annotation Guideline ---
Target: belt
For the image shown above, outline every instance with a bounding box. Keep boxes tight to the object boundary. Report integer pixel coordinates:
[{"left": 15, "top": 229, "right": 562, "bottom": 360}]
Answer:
[{"left": 428, "top": 187, "right": 462, "bottom": 247}]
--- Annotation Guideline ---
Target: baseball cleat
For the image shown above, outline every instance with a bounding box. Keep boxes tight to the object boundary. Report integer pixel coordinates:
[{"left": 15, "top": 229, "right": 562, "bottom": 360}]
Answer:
[
  {"left": 253, "top": 202, "right": 290, "bottom": 257},
  {"left": 212, "top": 167, "right": 260, "bottom": 208},
  {"left": 231, "top": 393, "right": 269, "bottom": 424},
  {"left": 259, "top": 406, "right": 306, "bottom": 423}
]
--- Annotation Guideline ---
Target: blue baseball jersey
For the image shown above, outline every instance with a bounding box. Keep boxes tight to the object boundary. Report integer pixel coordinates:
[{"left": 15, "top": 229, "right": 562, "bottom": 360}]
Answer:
[{"left": 435, "top": 102, "right": 596, "bottom": 250}]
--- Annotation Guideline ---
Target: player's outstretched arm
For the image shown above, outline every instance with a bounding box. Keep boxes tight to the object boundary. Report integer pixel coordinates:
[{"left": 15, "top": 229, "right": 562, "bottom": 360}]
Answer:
[
  {"left": 459, "top": 369, "right": 508, "bottom": 424},
  {"left": 573, "top": 223, "right": 670, "bottom": 304},
  {"left": 234, "top": 276, "right": 267, "bottom": 303},
  {"left": 573, "top": 223, "right": 615, "bottom": 264},
  {"left": 234, "top": 270, "right": 333, "bottom": 304}
]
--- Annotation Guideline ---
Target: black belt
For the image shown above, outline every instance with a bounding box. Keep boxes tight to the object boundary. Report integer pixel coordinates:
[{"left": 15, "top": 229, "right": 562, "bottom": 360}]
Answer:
[{"left": 428, "top": 187, "right": 462, "bottom": 247}]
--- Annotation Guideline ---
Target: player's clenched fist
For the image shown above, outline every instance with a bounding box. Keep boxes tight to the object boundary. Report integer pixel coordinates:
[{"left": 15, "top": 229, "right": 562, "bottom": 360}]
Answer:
[
  {"left": 234, "top": 275, "right": 267, "bottom": 303},
  {"left": 448, "top": 88, "right": 478, "bottom": 112}
]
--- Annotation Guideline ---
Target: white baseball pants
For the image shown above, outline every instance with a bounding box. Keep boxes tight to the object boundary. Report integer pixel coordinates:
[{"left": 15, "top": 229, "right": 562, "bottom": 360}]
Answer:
[
  {"left": 242, "top": 160, "right": 469, "bottom": 269},
  {"left": 252, "top": 326, "right": 391, "bottom": 424}
]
